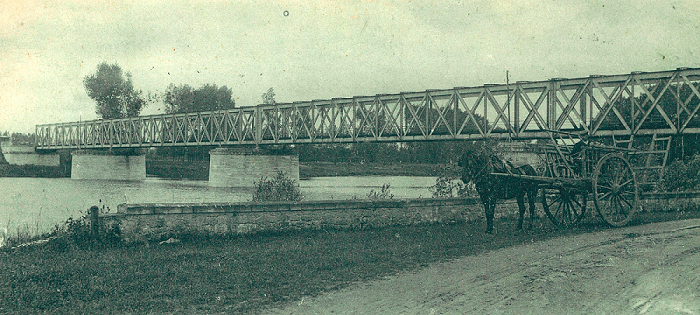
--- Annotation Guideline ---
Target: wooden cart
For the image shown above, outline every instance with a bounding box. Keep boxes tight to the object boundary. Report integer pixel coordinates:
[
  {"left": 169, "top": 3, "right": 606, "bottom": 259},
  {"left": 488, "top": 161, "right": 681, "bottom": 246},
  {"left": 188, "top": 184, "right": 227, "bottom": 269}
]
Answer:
[{"left": 492, "top": 131, "right": 640, "bottom": 228}]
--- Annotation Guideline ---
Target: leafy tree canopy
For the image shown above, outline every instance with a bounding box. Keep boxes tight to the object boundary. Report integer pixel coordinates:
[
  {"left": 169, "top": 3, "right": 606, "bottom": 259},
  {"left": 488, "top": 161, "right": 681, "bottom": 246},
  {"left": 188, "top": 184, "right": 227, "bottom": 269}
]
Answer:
[
  {"left": 83, "top": 62, "right": 146, "bottom": 119},
  {"left": 262, "top": 87, "right": 276, "bottom": 105},
  {"left": 163, "top": 84, "right": 236, "bottom": 114}
]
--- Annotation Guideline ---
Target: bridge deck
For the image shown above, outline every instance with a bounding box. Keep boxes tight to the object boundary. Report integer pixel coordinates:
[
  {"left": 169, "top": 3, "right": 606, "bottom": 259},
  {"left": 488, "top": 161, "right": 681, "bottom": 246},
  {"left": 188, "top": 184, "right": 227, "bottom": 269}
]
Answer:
[{"left": 35, "top": 68, "right": 700, "bottom": 150}]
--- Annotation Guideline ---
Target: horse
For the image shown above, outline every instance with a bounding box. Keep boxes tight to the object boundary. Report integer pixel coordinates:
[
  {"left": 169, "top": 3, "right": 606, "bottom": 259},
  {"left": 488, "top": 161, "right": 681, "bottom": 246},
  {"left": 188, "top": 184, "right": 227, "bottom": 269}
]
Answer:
[{"left": 458, "top": 143, "right": 540, "bottom": 234}]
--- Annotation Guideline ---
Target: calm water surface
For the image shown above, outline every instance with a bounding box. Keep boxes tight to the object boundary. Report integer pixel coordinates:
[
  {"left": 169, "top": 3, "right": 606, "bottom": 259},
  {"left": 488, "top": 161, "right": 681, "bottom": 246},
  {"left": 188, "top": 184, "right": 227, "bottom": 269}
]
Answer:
[{"left": 0, "top": 176, "right": 435, "bottom": 234}]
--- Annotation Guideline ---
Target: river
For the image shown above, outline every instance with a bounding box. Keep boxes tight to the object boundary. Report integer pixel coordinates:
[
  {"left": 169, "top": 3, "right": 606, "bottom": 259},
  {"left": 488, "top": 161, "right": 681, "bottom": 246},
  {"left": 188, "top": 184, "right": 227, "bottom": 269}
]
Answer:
[{"left": 0, "top": 176, "right": 436, "bottom": 235}]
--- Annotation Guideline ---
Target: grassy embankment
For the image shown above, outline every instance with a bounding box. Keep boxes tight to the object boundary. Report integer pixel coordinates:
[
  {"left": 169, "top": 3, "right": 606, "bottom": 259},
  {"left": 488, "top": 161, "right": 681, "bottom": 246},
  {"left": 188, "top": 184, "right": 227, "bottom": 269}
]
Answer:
[{"left": 2, "top": 205, "right": 700, "bottom": 314}]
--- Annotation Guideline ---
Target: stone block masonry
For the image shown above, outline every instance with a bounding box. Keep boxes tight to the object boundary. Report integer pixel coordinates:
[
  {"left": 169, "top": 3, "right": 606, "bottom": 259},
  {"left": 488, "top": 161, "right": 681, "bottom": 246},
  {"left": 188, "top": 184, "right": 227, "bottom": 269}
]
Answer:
[
  {"left": 101, "top": 198, "right": 486, "bottom": 243},
  {"left": 71, "top": 151, "right": 146, "bottom": 180},
  {"left": 209, "top": 148, "right": 299, "bottom": 187},
  {"left": 98, "top": 192, "right": 700, "bottom": 244}
]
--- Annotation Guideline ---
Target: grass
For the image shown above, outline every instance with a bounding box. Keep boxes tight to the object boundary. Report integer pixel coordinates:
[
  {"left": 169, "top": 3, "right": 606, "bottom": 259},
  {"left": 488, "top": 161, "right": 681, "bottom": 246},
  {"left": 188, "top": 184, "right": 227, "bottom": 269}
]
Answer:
[{"left": 2, "top": 207, "right": 700, "bottom": 314}]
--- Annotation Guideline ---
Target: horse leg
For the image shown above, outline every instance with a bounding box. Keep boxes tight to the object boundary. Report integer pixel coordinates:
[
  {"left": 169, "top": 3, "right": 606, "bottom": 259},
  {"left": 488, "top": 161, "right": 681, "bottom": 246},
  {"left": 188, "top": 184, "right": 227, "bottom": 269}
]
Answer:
[
  {"left": 485, "top": 200, "right": 495, "bottom": 234},
  {"left": 516, "top": 194, "right": 526, "bottom": 230}
]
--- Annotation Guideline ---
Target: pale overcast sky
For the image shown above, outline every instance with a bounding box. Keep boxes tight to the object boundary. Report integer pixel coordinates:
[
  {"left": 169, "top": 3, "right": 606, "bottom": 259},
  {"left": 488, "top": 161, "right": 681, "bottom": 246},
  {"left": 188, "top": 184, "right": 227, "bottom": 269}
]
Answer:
[{"left": 1, "top": 0, "right": 699, "bottom": 133}]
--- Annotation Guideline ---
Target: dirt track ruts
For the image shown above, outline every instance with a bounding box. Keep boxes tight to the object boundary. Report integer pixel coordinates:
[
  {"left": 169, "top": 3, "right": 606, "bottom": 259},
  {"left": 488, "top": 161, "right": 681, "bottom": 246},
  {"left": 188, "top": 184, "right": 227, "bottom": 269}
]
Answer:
[{"left": 263, "top": 219, "right": 700, "bottom": 315}]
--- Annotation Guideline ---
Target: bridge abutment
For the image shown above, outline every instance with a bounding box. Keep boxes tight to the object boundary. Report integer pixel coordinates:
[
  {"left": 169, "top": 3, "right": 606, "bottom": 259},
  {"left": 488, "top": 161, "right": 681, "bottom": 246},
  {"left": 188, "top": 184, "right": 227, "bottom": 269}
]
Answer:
[
  {"left": 209, "top": 148, "right": 299, "bottom": 188},
  {"left": 71, "top": 150, "right": 146, "bottom": 180},
  {"left": 0, "top": 137, "right": 60, "bottom": 166},
  {"left": 1, "top": 147, "right": 60, "bottom": 166}
]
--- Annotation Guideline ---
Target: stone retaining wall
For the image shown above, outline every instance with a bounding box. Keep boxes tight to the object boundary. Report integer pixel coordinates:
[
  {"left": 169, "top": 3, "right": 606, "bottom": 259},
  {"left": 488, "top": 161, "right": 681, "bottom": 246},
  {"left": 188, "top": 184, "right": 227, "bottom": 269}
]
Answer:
[
  {"left": 640, "top": 191, "right": 700, "bottom": 212},
  {"left": 99, "top": 192, "right": 700, "bottom": 244},
  {"left": 101, "top": 198, "right": 484, "bottom": 243}
]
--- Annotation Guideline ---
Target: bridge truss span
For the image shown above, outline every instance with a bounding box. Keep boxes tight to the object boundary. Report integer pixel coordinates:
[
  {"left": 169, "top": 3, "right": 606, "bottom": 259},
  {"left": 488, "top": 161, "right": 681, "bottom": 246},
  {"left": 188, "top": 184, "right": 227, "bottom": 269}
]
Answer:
[{"left": 35, "top": 68, "right": 700, "bottom": 150}]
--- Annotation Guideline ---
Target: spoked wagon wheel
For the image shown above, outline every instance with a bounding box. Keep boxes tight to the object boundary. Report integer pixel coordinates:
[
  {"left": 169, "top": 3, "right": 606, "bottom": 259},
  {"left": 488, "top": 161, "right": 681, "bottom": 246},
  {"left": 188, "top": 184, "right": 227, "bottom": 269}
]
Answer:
[
  {"left": 541, "top": 187, "right": 588, "bottom": 227},
  {"left": 593, "top": 153, "right": 639, "bottom": 227}
]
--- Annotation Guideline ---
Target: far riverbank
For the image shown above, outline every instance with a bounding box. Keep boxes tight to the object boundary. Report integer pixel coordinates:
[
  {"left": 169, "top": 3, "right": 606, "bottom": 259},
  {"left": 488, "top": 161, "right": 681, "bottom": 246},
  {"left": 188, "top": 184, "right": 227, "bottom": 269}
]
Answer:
[
  {"left": 147, "top": 160, "right": 446, "bottom": 180},
  {"left": 0, "top": 160, "right": 446, "bottom": 180},
  {"left": 0, "top": 164, "right": 69, "bottom": 178}
]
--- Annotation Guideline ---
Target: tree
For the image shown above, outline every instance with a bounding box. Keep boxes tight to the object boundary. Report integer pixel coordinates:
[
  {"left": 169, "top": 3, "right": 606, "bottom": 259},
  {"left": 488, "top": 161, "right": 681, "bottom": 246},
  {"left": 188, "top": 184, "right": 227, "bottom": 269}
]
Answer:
[
  {"left": 156, "top": 83, "right": 236, "bottom": 162},
  {"left": 163, "top": 84, "right": 235, "bottom": 114},
  {"left": 262, "top": 87, "right": 276, "bottom": 105},
  {"left": 83, "top": 62, "right": 146, "bottom": 119},
  {"left": 10, "top": 133, "right": 35, "bottom": 146}
]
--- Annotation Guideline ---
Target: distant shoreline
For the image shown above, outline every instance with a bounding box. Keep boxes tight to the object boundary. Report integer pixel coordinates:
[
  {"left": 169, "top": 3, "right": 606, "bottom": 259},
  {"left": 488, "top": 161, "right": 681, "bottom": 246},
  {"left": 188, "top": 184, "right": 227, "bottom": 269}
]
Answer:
[
  {"left": 0, "top": 163, "right": 68, "bottom": 178},
  {"left": 0, "top": 161, "right": 445, "bottom": 179},
  {"left": 147, "top": 160, "right": 445, "bottom": 180}
]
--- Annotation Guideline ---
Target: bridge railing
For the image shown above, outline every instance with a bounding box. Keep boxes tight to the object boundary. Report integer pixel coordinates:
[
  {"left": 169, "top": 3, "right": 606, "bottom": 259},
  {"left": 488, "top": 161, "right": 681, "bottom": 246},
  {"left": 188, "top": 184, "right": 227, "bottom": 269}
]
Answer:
[{"left": 35, "top": 68, "right": 700, "bottom": 149}]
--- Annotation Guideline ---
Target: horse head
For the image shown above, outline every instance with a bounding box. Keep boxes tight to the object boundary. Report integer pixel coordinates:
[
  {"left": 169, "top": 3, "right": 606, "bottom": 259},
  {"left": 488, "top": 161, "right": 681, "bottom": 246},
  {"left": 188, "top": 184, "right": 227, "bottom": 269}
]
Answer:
[{"left": 458, "top": 143, "right": 494, "bottom": 184}]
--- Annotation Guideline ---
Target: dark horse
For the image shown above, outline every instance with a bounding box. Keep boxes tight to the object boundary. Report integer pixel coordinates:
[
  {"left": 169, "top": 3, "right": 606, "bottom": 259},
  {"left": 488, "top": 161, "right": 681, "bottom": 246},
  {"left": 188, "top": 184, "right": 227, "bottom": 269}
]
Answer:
[{"left": 458, "top": 143, "right": 540, "bottom": 233}]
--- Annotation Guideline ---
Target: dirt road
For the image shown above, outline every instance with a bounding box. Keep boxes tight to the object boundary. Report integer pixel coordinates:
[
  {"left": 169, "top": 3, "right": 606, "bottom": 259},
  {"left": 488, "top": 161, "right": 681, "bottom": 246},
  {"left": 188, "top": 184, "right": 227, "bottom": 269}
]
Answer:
[{"left": 263, "top": 219, "right": 700, "bottom": 315}]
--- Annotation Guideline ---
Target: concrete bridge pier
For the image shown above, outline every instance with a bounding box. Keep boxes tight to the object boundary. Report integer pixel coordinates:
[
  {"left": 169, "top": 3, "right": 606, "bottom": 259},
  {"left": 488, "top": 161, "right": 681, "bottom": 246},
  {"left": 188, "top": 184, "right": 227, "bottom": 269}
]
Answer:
[
  {"left": 71, "top": 150, "right": 146, "bottom": 180},
  {"left": 209, "top": 148, "right": 299, "bottom": 188}
]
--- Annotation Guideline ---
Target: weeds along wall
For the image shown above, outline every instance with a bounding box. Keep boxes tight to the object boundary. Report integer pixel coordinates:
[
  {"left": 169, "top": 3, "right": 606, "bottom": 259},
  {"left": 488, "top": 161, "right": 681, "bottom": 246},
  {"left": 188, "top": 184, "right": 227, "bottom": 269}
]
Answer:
[{"left": 101, "top": 198, "right": 485, "bottom": 243}]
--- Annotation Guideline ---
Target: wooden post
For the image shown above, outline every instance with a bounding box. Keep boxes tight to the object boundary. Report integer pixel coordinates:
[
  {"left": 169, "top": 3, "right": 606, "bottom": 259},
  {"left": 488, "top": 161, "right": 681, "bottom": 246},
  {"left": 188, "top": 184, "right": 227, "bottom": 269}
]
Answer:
[{"left": 90, "top": 206, "right": 99, "bottom": 238}]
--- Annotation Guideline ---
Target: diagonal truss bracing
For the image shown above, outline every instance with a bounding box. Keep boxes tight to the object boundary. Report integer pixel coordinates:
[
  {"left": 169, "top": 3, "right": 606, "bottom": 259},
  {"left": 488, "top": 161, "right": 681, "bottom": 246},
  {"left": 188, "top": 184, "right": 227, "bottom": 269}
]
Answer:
[{"left": 35, "top": 68, "right": 700, "bottom": 150}]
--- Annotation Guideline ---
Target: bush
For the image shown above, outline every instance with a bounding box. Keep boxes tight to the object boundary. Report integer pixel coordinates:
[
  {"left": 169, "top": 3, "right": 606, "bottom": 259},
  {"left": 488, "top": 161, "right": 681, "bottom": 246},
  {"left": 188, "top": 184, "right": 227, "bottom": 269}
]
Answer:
[
  {"left": 62, "top": 214, "right": 92, "bottom": 246},
  {"left": 660, "top": 155, "right": 700, "bottom": 191},
  {"left": 252, "top": 171, "right": 303, "bottom": 202},
  {"left": 367, "top": 183, "right": 393, "bottom": 200},
  {"left": 430, "top": 163, "right": 472, "bottom": 198},
  {"left": 0, "top": 206, "right": 121, "bottom": 250}
]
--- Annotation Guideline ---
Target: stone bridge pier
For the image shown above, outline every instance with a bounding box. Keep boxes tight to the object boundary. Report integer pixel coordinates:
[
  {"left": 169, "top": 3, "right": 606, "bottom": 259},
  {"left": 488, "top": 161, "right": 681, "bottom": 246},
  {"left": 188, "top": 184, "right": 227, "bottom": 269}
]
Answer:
[
  {"left": 208, "top": 148, "right": 299, "bottom": 188},
  {"left": 71, "top": 150, "right": 146, "bottom": 180}
]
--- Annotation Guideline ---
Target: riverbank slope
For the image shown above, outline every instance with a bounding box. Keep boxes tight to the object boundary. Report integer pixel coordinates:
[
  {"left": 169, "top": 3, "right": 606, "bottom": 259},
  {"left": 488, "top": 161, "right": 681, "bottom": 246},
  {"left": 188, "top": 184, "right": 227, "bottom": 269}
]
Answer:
[{"left": 2, "top": 208, "right": 699, "bottom": 314}]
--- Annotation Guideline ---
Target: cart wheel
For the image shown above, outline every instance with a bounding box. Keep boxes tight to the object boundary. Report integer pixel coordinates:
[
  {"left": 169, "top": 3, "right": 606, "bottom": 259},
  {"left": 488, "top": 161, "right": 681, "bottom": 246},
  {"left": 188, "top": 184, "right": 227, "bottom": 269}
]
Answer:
[
  {"left": 593, "top": 153, "right": 639, "bottom": 227},
  {"left": 541, "top": 187, "right": 588, "bottom": 227}
]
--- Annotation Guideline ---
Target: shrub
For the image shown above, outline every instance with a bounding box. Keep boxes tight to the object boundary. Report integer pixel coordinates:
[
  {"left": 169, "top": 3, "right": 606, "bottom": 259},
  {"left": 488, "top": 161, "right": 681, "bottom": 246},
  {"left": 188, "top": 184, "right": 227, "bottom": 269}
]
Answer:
[
  {"left": 252, "top": 171, "right": 303, "bottom": 202},
  {"left": 430, "top": 175, "right": 465, "bottom": 198},
  {"left": 62, "top": 214, "right": 92, "bottom": 246},
  {"left": 660, "top": 155, "right": 700, "bottom": 191},
  {"left": 0, "top": 206, "right": 121, "bottom": 250},
  {"left": 430, "top": 163, "right": 472, "bottom": 198},
  {"left": 367, "top": 183, "right": 394, "bottom": 200}
]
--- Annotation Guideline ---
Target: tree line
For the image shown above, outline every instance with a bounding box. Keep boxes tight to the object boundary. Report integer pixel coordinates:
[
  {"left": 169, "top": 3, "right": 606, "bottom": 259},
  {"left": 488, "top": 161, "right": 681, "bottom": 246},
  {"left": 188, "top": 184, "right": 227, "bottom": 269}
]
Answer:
[
  {"left": 83, "top": 62, "right": 240, "bottom": 119},
  {"left": 295, "top": 142, "right": 466, "bottom": 164},
  {"left": 0, "top": 132, "right": 35, "bottom": 146}
]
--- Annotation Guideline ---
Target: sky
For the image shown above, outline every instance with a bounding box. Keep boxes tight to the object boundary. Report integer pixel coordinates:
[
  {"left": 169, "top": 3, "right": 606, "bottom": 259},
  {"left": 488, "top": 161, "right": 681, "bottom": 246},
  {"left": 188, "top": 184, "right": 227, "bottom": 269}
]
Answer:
[{"left": 1, "top": 0, "right": 700, "bottom": 133}]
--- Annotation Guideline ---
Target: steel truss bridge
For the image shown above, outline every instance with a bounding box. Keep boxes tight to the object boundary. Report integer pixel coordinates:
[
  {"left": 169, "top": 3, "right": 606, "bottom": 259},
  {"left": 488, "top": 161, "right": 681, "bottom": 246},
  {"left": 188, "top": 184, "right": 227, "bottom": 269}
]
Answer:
[{"left": 35, "top": 68, "right": 700, "bottom": 150}]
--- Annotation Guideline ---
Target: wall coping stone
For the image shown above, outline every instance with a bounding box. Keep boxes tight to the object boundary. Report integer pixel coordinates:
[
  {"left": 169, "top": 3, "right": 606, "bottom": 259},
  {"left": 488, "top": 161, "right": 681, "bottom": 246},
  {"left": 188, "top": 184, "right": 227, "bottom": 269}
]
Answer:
[
  {"left": 112, "top": 192, "right": 694, "bottom": 217},
  {"left": 115, "top": 197, "right": 478, "bottom": 216}
]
